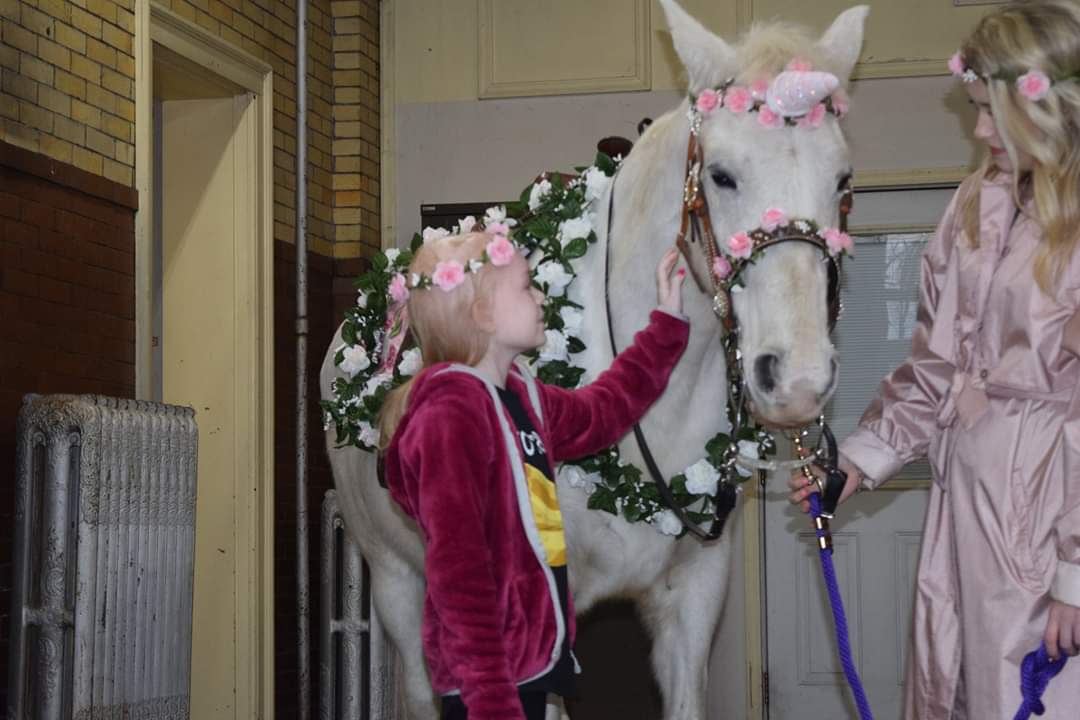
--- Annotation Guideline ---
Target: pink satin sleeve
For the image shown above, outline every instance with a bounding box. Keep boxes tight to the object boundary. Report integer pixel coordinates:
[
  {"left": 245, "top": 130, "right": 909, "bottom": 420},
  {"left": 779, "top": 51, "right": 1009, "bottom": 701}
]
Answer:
[{"left": 840, "top": 182, "right": 970, "bottom": 488}]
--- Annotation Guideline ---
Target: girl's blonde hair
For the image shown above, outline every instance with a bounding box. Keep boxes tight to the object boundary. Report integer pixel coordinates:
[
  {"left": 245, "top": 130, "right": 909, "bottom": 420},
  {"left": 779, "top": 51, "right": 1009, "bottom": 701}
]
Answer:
[
  {"left": 959, "top": 0, "right": 1080, "bottom": 294},
  {"left": 377, "top": 232, "right": 498, "bottom": 447}
]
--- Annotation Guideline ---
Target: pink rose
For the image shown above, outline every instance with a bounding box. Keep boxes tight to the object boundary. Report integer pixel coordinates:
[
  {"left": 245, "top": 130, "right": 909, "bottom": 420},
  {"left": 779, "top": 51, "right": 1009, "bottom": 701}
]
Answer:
[
  {"left": 823, "top": 227, "right": 853, "bottom": 256},
  {"left": 432, "top": 260, "right": 466, "bottom": 291},
  {"left": 486, "top": 221, "right": 510, "bottom": 236},
  {"left": 485, "top": 235, "right": 516, "bottom": 267},
  {"left": 750, "top": 79, "right": 769, "bottom": 101},
  {"left": 723, "top": 86, "right": 752, "bottom": 114},
  {"left": 712, "top": 255, "right": 732, "bottom": 280},
  {"left": 726, "top": 232, "right": 753, "bottom": 259},
  {"left": 761, "top": 208, "right": 788, "bottom": 232},
  {"left": 1017, "top": 70, "right": 1051, "bottom": 101},
  {"left": 797, "top": 103, "right": 828, "bottom": 129},
  {"left": 695, "top": 89, "right": 721, "bottom": 114},
  {"left": 830, "top": 89, "right": 849, "bottom": 117},
  {"left": 786, "top": 58, "right": 813, "bottom": 72},
  {"left": 757, "top": 106, "right": 784, "bottom": 129},
  {"left": 388, "top": 273, "right": 410, "bottom": 303},
  {"left": 947, "top": 52, "right": 965, "bottom": 77}
]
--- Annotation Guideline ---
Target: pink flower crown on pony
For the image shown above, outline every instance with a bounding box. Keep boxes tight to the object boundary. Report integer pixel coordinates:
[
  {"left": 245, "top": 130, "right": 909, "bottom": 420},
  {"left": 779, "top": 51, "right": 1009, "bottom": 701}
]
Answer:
[
  {"left": 387, "top": 226, "right": 518, "bottom": 302},
  {"left": 948, "top": 50, "right": 1080, "bottom": 101},
  {"left": 711, "top": 208, "right": 853, "bottom": 286},
  {"left": 690, "top": 58, "right": 850, "bottom": 130}
]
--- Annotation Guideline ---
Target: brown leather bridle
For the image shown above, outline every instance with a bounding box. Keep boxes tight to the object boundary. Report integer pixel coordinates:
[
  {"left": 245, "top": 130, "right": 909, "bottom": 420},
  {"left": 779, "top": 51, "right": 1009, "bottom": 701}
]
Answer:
[{"left": 672, "top": 128, "right": 854, "bottom": 337}]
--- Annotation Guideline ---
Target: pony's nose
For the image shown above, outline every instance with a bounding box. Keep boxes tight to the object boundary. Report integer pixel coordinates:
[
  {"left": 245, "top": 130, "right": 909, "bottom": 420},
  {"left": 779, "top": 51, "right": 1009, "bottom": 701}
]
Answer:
[{"left": 754, "top": 353, "right": 779, "bottom": 393}]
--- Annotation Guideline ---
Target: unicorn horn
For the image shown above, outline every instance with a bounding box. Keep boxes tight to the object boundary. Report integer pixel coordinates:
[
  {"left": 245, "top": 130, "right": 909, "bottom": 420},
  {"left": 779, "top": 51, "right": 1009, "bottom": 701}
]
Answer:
[{"left": 766, "top": 71, "right": 840, "bottom": 117}]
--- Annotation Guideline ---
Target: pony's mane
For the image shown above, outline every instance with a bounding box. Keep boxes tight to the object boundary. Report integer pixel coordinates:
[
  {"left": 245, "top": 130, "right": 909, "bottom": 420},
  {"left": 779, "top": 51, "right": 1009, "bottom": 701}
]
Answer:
[{"left": 735, "top": 21, "right": 840, "bottom": 82}]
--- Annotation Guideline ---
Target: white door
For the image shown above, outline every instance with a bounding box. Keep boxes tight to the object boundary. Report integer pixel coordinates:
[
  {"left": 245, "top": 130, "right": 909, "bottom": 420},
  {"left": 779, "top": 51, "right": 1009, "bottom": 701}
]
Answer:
[{"left": 763, "top": 232, "right": 933, "bottom": 719}]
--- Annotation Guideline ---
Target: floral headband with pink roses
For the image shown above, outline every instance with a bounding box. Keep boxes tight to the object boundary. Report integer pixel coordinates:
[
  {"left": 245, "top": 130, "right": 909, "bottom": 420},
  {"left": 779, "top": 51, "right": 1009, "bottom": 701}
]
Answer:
[
  {"left": 948, "top": 51, "right": 1080, "bottom": 101},
  {"left": 388, "top": 226, "right": 518, "bottom": 300},
  {"left": 712, "top": 208, "right": 852, "bottom": 288},
  {"left": 689, "top": 59, "right": 850, "bottom": 130}
]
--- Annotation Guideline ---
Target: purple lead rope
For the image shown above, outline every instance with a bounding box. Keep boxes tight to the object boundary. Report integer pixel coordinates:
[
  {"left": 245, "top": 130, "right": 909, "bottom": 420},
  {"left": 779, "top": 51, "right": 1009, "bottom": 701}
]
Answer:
[
  {"left": 1013, "top": 642, "right": 1068, "bottom": 719},
  {"left": 809, "top": 492, "right": 875, "bottom": 720}
]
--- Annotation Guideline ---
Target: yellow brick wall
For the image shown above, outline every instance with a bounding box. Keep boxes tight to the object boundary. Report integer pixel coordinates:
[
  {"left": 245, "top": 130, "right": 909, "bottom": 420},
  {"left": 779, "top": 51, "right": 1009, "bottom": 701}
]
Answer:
[
  {"left": 1, "top": 0, "right": 137, "bottom": 185},
  {"left": 1, "top": 0, "right": 378, "bottom": 260},
  {"left": 331, "top": 0, "right": 379, "bottom": 259}
]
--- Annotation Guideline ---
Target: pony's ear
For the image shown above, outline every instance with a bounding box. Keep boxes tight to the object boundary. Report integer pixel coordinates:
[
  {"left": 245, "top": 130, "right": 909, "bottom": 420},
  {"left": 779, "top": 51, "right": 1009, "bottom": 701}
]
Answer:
[
  {"left": 817, "top": 5, "right": 869, "bottom": 82},
  {"left": 659, "top": 0, "right": 736, "bottom": 94}
]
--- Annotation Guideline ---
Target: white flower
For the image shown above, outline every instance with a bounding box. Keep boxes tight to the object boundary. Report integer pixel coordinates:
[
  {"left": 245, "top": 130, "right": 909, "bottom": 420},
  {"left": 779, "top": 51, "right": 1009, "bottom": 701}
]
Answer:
[
  {"left": 361, "top": 372, "right": 391, "bottom": 398},
  {"left": 358, "top": 421, "right": 380, "bottom": 447},
  {"left": 654, "top": 509, "right": 682, "bottom": 536},
  {"left": 356, "top": 290, "right": 368, "bottom": 308},
  {"left": 458, "top": 215, "right": 477, "bottom": 233},
  {"left": 384, "top": 247, "right": 401, "bottom": 264},
  {"left": 398, "top": 348, "right": 423, "bottom": 376},
  {"left": 484, "top": 205, "right": 517, "bottom": 227},
  {"left": 528, "top": 179, "right": 552, "bottom": 211},
  {"left": 411, "top": 273, "right": 421, "bottom": 287},
  {"left": 558, "top": 216, "right": 593, "bottom": 246},
  {"left": 559, "top": 465, "right": 599, "bottom": 493},
  {"left": 535, "top": 261, "right": 572, "bottom": 296},
  {"left": 559, "top": 306, "right": 583, "bottom": 335},
  {"left": 684, "top": 459, "right": 720, "bottom": 496},
  {"left": 540, "top": 329, "right": 569, "bottom": 363},
  {"left": 338, "top": 344, "right": 371, "bottom": 377},
  {"left": 322, "top": 412, "right": 332, "bottom": 432},
  {"left": 468, "top": 259, "right": 483, "bottom": 273},
  {"left": 736, "top": 440, "right": 759, "bottom": 477},
  {"left": 422, "top": 226, "right": 450, "bottom": 243},
  {"left": 583, "top": 166, "right": 611, "bottom": 202}
]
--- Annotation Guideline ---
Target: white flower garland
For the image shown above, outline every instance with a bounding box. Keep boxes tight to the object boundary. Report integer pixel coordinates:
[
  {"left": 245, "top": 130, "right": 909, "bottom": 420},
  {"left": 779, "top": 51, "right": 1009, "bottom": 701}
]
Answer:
[{"left": 322, "top": 153, "right": 774, "bottom": 537}]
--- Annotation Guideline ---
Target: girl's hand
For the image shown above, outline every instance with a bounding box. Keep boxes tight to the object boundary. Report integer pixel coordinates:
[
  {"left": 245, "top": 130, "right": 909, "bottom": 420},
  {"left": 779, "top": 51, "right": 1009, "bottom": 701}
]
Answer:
[
  {"left": 657, "top": 247, "right": 687, "bottom": 315},
  {"left": 787, "top": 458, "right": 864, "bottom": 513},
  {"left": 1045, "top": 599, "right": 1080, "bottom": 659}
]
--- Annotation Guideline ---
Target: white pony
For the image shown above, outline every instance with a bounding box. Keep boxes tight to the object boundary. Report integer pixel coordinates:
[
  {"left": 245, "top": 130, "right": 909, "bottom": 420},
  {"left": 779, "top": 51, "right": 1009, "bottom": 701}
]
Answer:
[{"left": 320, "top": 2, "right": 867, "bottom": 718}]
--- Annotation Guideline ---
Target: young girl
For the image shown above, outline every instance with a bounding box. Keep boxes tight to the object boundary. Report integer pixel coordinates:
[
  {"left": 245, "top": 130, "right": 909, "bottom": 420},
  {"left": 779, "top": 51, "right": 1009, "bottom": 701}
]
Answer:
[
  {"left": 379, "top": 231, "right": 688, "bottom": 719},
  {"left": 789, "top": 1, "right": 1080, "bottom": 717}
]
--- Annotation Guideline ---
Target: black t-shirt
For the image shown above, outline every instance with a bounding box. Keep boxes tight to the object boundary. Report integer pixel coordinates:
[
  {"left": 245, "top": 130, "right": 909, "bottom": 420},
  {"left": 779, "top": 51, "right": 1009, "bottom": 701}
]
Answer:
[{"left": 497, "top": 385, "right": 575, "bottom": 698}]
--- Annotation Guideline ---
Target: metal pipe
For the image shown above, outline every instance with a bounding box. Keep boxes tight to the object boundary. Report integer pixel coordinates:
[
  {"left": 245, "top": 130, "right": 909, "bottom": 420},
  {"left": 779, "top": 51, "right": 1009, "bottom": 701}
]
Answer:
[{"left": 295, "top": 0, "right": 312, "bottom": 715}]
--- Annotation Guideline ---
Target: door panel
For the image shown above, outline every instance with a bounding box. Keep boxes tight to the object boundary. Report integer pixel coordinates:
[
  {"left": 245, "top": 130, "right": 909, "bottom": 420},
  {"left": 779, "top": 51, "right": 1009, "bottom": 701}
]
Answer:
[
  {"left": 160, "top": 95, "right": 243, "bottom": 716},
  {"left": 764, "top": 233, "right": 933, "bottom": 719}
]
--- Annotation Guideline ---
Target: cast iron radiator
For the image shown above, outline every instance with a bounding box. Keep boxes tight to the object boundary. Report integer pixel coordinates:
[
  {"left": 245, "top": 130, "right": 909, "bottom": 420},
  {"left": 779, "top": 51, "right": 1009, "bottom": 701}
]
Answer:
[
  {"left": 320, "top": 489, "right": 402, "bottom": 720},
  {"left": 9, "top": 394, "right": 198, "bottom": 719}
]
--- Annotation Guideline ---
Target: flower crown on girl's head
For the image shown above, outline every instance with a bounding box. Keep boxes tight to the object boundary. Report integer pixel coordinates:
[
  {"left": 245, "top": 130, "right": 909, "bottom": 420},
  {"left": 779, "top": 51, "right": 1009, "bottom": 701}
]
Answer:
[
  {"left": 395, "top": 226, "right": 519, "bottom": 299},
  {"left": 948, "top": 50, "right": 1080, "bottom": 101}
]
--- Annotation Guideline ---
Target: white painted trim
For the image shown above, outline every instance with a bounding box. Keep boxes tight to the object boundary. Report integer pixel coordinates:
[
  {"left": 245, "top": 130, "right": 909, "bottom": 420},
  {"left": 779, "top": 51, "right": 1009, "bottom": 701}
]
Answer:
[{"left": 134, "top": 4, "right": 274, "bottom": 715}]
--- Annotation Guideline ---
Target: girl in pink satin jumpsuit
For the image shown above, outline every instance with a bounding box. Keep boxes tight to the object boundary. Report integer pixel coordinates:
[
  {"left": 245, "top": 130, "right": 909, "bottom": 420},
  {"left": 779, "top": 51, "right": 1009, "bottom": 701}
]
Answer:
[{"left": 790, "top": 2, "right": 1080, "bottom": 717}]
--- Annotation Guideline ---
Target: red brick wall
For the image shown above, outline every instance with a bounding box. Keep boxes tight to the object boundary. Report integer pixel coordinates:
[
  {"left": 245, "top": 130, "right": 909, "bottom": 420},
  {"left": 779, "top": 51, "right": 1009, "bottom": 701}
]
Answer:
[{"left": 0, "top": 139, "right": 137, "bottom": 712}]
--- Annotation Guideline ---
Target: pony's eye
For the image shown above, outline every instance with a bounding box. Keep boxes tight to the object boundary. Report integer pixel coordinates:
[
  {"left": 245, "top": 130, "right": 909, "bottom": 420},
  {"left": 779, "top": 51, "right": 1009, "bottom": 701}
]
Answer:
[
  {"left": 711, "top": 171, "right": 737, "bottom": 190},
  {"left": 836, "top": 172, "right": 852, "bottom": 193}
]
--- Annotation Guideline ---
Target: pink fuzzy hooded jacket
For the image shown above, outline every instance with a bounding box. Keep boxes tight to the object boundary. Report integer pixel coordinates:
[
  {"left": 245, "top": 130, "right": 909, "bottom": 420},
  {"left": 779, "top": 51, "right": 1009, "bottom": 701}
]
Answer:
[{"left": 383, "top": 310, "right": 689, "bottom": 718}]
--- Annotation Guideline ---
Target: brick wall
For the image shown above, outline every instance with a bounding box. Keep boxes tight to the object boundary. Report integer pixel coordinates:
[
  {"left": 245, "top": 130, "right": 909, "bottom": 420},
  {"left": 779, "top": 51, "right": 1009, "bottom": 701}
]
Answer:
[
  {"left": 1, "top": 0, "right": 136, "bottom": 185},
  {"left": 0, "top": 139, "right": 137, "bottom": 713},
  {"left": 331, "top": 0, "right": 379, "bottom": 259}
]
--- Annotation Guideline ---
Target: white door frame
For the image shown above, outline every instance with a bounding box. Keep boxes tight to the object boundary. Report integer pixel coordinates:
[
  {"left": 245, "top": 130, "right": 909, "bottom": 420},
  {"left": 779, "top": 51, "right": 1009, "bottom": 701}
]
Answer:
[{"left": 134, "top": 3, "right": 275, "bottom": 716}]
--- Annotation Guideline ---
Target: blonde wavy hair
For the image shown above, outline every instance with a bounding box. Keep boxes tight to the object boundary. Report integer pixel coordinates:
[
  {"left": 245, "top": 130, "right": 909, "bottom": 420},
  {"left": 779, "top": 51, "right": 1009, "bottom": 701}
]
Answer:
[
  {"left": 959, "top": 0, "right": 1080, "bottom": 294},
  {"left": 377, "top": 232, "right": 498, "bottom": 448}
]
